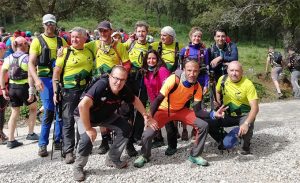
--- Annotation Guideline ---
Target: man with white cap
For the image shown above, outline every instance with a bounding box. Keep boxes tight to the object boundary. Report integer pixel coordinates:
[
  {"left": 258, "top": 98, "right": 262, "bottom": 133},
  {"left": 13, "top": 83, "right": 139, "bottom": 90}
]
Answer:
[
  {"left": 28, "top": 14, "right": 67, "bottom": 157},
  {"left": 150, "top": 26, "right": 183, "bottom": 156}
]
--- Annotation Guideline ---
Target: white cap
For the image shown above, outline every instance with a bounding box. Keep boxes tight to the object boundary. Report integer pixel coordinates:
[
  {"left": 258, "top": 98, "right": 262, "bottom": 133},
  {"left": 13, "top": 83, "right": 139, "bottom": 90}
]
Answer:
[
  {"left": 42, "top": 14, "right": 56, "bottom": 24},
  {"left": 161, "top": 26, "right": 176, "bottom": 38}
]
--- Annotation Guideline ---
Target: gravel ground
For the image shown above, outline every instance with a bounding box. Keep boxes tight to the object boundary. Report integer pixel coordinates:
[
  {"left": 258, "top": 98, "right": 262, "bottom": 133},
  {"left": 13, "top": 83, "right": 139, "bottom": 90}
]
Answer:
[{"left": 0, "top": 100, "right": 299, "bottom": 183}]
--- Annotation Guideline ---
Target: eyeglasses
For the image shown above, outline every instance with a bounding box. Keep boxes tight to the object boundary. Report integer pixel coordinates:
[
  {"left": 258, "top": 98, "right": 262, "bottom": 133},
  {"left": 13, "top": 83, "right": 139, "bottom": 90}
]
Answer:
[
  {"left": 110, "top": 75, "right": 126, "bottom": 83},
  {"left": 44, "top": 22, "right": 56, "bottom": 26},
  {"left": 99, "top": 29, "right": 109, "bottom": 33}
]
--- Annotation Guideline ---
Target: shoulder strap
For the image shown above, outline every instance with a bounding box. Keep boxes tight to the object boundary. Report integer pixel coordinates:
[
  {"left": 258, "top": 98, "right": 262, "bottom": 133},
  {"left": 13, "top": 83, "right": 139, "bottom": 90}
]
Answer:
[
  {"left": 57, "top": 37, "right": 63, "bottom": 49},
  {"left": 167, "top": 70, "right": 182, "bottom": 116},
  {"left": 127, "top": 40, "right": 136, "bottom": 53},
  {"left": 17, "top": 54, "right": 28, "bottom": 66},
  {"left": 184, "top": 46, "right": 189, "bottom": 59},
  {"left": 157, "top": 42, "right": 163, "bottom": 56},
  {"left": 37, "top": 35, "right": 49, "bottom": 49},
  {"left": 220, "top": 74, "right": 228, "bottom": 104},
  {"left": 60, "top": 48, "right": 72, "bottom": 86}
]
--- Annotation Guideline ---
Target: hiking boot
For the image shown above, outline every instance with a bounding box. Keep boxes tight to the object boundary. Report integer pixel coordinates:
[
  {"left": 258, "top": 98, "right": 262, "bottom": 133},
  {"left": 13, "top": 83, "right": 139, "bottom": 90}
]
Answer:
[
  {"left": 152, "top": 138, "right": 165, "bottom": 149},
  {"left": 38, "top": 146, "right": 48, "bottom": 157},
  {"left": 26, "top": 133, "right": 39, "bottom": 140},
  {"left": 134, "top": 155, "right": 149, "bottom": 168},
  {"left": 181, "top": 129, "right": 188, "bottom": 141},
  {"left": 7, "top": 140, "right": 23, "bottom": 149},
  {"left": 165, "top": 146, "right": 177, "bottom": 156},
  {"left": 188, "top": 155, "right": 209, "bottom": 166},
  {"left": 54, "top": 142, "right": 62, "bottom": 150},
  {"left": 105, "top": 157, "right": 128, "bottom": 169},
  {"left": 73, "top": 167, "right": 85, "bottom": 182},
  {"left": 65, "top": 152, "right": 75, "bottom": 164},
  {"left": 98, "top": 140, "right": 109, "bottom": 155},
  {"left": 126, "top": 142, "right": 138, "bottom": 157}
]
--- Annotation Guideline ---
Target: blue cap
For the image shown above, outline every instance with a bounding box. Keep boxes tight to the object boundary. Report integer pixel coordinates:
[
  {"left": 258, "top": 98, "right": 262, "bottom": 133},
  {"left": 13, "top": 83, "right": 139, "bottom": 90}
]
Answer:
[{"left": 223, "top": 127, "right": 240, "bottom": 149}]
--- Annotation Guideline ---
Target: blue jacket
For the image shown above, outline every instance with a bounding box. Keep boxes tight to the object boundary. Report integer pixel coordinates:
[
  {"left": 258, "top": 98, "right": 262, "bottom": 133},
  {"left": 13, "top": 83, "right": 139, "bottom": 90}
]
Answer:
[
  {"left": 180, "top": 43, "right": 209, "bottom": 88},
  {"left": 208, "top": 42, "right": 238, "bottom": 80}
]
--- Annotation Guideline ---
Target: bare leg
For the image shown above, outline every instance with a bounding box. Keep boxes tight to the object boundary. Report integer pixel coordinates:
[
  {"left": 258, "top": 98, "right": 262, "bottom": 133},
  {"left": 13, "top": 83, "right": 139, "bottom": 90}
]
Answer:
[{"left": 8, "top": 107, "right": 20, "bottom": 141}]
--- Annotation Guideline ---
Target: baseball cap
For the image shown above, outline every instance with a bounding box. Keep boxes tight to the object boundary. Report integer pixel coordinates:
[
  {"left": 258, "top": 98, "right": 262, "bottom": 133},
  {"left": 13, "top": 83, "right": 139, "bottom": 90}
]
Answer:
[
  {"left": 111, "top": 32, "right": 121, "bottom": 38},
  {"left": 0, "top": 42, "right": 6, "bottom": 49},
  {"left": 223, "top": 127, "right": 240, "bottom": 149},
  {"left": 97, "top": 21, "right": 112, "bottom": 30},
  {"left": 43, "top": 14, "right": 56, "bottom": 24}
]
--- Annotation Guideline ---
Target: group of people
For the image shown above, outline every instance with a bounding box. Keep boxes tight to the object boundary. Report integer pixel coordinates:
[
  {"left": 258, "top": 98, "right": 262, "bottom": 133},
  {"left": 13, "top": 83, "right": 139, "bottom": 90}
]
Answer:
[
  {"left": 5, "top": 12, "right": 300, "bottom": 182},
  {"left": 265, "top": 46, "right": 300, "bottom": 99}
]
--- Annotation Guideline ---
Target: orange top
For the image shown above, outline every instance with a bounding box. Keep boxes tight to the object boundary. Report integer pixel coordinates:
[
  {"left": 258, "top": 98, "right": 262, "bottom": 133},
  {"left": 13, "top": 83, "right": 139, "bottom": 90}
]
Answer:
[{"left": 159, "top": 74, "right": 202, "bottom": 111}]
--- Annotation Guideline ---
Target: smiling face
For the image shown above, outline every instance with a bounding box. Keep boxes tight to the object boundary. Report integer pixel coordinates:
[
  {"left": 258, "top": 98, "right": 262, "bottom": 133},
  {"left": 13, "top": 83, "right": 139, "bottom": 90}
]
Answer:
[
  {"left": 160, "top": 33, "right": 173, "bottom": 45},
  {"left": 71, "top": 31, "right": 86, "bottom": 49},
  {"left": 147, "top": 52, "right": 157, "bottom": 67},
  {"left": 191, "top": 31, "right": 202, "bottom": 45},
  {"left": 227, "top": 61, "right": 243, "bottom": 83},
  {"left": 214, "top": 31, "right": 226, "bottom": 47},
  {"left": 136, "top": 26, "right": 148, "bottom": 43},
  {"left": 184, "top": 61, "right": 199, "bottom": 83},
  {"left": 109, "top": 67, "right": 128, "bottom": 94}
]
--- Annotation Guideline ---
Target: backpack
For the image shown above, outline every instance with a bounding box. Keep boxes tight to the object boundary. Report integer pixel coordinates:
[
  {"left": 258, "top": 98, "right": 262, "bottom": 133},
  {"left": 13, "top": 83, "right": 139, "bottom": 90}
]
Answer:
[
  {"left": 8, "top": 54, "right": 28, "bottom": 80},
  {"left": 167, "top": 69, "right": 199, "bottom": 116},
  {"left": 37, "top": 35, "right": 63, "bottom": 68},
  {"left": 183, "top": 46, "right": 207, "bottom": 74},
  {"left": 270, "top": 51, "right": 282, "bottom": 66}
]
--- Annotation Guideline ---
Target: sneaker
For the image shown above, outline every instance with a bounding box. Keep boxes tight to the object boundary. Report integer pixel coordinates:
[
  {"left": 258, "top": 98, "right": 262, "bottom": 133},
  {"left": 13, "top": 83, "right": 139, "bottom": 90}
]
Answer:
[
  {"left": 38, "top": 146, "right": 48, "bottom": 157},
  {"left": 152, "top": 139, "right": 165, "bottom": 149},
  {"left": 54, "top": 142, "right": 62, "bottom": 150},
  {"left": 105, "top": 157, "right": 128, "bottom": 169},
  {"left": 278, "top": 93, "right": 284, "bottom": 99},
  {"left": 165, "top": 146, "right": 177, "bottom": 156},
  {"left": 188, "top": 155, "right": 208, "bottom": 166},
  {"left": 98, "top": 140, "right": 109, "bottom": 155},
  {"left": 73, "top": 167, "right": 85, "bottom": 182},
  {"left": 239, "top": 147, "right": 251, "bottom": 155},
  {"left": 7, "top": 140, "right": 23, "bottom": 149},
  {"left": 134, "top": 155, "right": 149, "bottom": 168},
  {"left": 126, "top": 142, "right": 138, "bottom": 157},
  {"left": 26, "top": 133, "right": 39, "bottom": 140},
  {"left": 65, "top": 152, "right": 75, "bottom": 164},
  {"left": 181, "top": 129, "right": 188, "bottom": 141}
]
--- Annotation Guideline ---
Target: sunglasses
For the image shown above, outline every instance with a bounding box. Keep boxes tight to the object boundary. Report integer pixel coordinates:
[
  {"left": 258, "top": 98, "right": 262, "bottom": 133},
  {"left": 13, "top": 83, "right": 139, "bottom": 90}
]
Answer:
[{"left": 44, "top": 22, "right": 56, "bottom": 26}]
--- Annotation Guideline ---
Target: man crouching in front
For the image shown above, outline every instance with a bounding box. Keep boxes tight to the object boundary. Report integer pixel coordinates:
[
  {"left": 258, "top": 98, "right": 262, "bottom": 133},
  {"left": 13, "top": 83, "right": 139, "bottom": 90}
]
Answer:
[
  {"left": 134, "top": 59, "right": 227, "bottom": 168},
  {"left": 73, "top": 65, "right": 157, "bottom": 181}
]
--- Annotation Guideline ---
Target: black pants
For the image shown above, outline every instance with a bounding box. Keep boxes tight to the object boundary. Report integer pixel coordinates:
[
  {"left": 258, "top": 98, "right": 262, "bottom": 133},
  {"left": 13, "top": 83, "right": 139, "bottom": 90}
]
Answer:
[
  {"left": 119, "top": 71, "right": 148, "bottom": 142},
  {"left": 0, "top": 95, "right": 7, "bottom": 132},
  {"left": 62, "top": 89, "right": 83, "bottom": 154}
]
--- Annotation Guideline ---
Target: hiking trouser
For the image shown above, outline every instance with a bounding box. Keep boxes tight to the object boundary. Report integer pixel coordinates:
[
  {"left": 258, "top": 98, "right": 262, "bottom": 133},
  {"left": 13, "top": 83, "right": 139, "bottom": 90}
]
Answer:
[
  {"left": 38, "top": 77, "right": 63, "bottom": 147},
  {"left": 120, "top": 71, "right": 148, "bottom": 142},
  {"left": 291, "top": 70, "right": 300, "bottom": 98},
  {"left": 62, "top": 89, "right": 83, "bottom": 154},
  {"left": 141, "top": 108, "right": 209, "bottom": 159},
  {"left": 75, "top": 113, "right": 131, "bottom": 166},
  {"left": 206, "top": 115, "right": 254, "bottom": 150}
]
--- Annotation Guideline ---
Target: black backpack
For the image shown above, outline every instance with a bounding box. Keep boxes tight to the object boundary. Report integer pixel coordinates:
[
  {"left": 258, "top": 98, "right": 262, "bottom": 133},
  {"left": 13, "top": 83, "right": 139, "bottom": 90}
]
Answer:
[
  {"left": 37, "top": 35, "right": 63, "bottom": 67},
  {"left": 8, "top": 54, "right": 28, "bottom": 80},
  {"left": 271, "top": 51, "right": 282, "bottom": 65}
]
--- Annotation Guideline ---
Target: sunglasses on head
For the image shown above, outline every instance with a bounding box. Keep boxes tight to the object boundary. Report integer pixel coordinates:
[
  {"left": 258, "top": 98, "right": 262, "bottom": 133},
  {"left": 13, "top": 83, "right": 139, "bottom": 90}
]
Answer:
[{"left": 44, "top": 22, "right": 56, "bottom": 26}]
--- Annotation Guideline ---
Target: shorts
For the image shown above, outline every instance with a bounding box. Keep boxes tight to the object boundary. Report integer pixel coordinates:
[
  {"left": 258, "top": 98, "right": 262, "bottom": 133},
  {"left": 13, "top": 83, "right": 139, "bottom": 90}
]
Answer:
[
  {"left": 8, "top": 83, "right": 37, "bottom": 107},
  {"left": 271, "top": 66, "right": 282, "bottom": 81}
]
